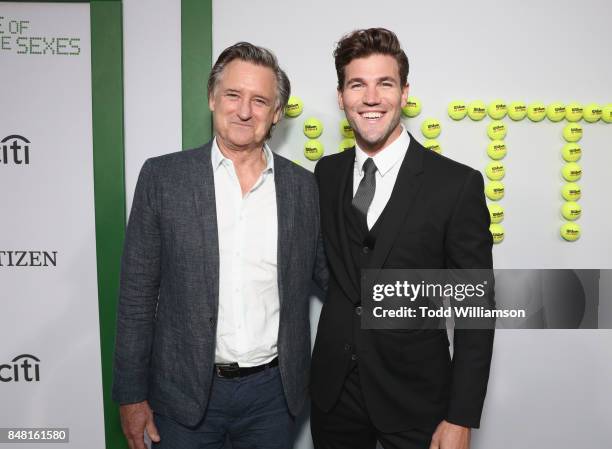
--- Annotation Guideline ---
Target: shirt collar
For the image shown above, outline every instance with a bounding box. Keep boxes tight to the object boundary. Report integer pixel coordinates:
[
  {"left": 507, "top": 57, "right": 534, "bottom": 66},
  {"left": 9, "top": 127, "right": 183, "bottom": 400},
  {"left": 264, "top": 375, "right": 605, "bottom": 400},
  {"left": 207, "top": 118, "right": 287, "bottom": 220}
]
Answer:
[
  {"left": 354, "top": 127, "right": 410, "bottom": 177},
  {"left": 211, "top": 137, "right": 275, "bottom": 174}
]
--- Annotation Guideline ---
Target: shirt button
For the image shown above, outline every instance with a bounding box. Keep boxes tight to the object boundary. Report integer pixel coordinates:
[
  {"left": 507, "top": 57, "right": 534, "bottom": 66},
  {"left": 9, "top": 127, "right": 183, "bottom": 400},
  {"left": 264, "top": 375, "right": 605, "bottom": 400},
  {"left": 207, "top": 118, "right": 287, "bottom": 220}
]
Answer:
[
  {"left": 355, "top": 306, "right": 362, "bottom": 316},
  {"left": 344, "top": 343, "right": 352, "bottom": 352},
  {"left": 351, "top": 354, "right": 359, "bottom": 361},
  {"left": 362, "top": 246, "right": 370, "bottom": 254}
]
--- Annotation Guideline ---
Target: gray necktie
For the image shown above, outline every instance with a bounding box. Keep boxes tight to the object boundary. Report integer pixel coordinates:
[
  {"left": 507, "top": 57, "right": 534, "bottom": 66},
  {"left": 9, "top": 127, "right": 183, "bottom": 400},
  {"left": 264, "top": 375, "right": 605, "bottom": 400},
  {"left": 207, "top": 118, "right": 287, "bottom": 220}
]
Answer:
[{"left": 352, "top": 158, "right": 377, "bottom": 219}]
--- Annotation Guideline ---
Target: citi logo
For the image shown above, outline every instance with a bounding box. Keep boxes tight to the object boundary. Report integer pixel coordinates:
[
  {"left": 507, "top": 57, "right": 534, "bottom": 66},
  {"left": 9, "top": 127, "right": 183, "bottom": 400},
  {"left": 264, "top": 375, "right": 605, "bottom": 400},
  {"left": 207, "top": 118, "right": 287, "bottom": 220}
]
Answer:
[
  {"left": 1, "top": 135, "right": 30, "bottom": 165},
  {"left": 0, "top": 354, "right": 41, "bottom": 382}
]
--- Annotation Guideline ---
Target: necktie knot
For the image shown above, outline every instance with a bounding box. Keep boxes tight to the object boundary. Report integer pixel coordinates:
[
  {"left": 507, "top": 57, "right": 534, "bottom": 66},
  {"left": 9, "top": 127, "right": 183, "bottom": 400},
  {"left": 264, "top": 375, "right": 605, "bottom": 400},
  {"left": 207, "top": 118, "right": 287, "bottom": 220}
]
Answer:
[
  {"left": 362, "top": 158, "right": 377, "bottom": 176},
  {"left": 352, "top": 157, "right": 377, "bottom": 223}
]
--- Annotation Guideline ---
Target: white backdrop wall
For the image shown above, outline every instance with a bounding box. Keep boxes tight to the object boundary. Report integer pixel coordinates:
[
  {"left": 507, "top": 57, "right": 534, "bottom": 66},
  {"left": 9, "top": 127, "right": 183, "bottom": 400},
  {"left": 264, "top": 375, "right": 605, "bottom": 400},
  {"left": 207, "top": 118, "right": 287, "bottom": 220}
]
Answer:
[
  {"left": 213, "top": 1, "right": 612, "bottom": 448},
  {"left": 0, "top": 3, "right": 105, "bottom": 448}
]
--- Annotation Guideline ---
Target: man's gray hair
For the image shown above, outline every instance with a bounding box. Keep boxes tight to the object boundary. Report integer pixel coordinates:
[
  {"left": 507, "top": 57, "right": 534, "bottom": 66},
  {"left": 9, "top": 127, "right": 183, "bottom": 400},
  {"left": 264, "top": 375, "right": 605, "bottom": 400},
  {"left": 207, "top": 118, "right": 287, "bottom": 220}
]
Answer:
[{"left": 207, "top": 41, "right": 291, "bottom": 113}]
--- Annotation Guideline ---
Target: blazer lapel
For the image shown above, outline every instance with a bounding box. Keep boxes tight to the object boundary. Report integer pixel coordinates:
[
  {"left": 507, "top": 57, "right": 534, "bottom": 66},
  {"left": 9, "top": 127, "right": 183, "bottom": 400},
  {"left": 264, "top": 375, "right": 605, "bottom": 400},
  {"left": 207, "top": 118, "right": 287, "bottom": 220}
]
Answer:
[
  {"left": 367, "top": 134, "right": 425, "bottom": 269},
  {"left": 192, "top": 142, "right": 220, "bottom": 312},
  {"left": 273, "top": 154, "right": 296, "bottom": 307}
]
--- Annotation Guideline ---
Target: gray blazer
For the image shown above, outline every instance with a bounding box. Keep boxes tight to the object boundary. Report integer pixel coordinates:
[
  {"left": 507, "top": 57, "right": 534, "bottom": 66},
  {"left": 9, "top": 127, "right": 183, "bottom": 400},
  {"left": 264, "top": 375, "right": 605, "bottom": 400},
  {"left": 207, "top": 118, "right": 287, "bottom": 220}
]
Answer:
[{"left": 112, "top": 141, "right": 327, "bottom": 427}]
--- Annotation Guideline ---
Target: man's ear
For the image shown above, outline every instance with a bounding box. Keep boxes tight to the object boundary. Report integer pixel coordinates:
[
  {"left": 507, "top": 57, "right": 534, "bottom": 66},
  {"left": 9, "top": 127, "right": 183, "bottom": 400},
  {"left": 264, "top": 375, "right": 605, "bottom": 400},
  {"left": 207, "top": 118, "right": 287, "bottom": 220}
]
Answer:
[
  {"left": 337, "top": 89, "right": 345, "bottom": 111},
  {"left": 208, "top": 90, "right": 215, "bottom": 112},
  {"left": 401, "top": 83, "right": 409, "bottom": 108}
]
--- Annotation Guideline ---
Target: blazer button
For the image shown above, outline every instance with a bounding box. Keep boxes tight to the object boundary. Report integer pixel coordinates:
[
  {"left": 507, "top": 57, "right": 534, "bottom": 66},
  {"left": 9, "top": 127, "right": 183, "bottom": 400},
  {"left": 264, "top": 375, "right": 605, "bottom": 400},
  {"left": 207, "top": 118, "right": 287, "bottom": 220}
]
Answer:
[
  {"left": 355, "top": 306, "right": 362, "bottom": 316},
  {"left": 344, "top": 343, "right": 352, "bottom": 352},
  {"left": 362, "top": 246, "right": 370, "bottom": 254},
  {"left": 351, "top": 354, "right": 359, "bottom": 361}
]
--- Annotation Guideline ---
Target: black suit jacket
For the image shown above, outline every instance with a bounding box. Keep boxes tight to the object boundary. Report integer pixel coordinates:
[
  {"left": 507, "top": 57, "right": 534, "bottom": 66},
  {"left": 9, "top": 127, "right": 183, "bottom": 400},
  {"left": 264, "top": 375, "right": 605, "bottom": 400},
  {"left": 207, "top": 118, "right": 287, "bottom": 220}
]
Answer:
[{"left": 311, "top": 133, "right": 494, "bottom": 432}]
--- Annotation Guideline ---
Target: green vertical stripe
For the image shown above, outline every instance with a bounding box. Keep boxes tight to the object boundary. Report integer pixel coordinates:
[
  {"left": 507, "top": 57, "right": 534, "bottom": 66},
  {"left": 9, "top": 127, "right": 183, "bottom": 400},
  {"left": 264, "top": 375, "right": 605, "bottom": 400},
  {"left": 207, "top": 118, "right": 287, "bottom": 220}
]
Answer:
[
  {"left": 181, "top": 0, "right": 213, "bottom": 149},
  {"left": 91, "top": 1, "right": 127, "bottom": 448}
]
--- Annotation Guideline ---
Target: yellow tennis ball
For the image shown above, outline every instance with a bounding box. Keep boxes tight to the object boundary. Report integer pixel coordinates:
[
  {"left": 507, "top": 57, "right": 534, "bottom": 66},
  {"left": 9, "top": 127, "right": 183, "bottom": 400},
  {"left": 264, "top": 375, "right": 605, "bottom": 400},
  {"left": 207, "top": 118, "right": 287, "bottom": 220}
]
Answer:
[
  {"left": 285, "top": 95, "right": 304, "bottom": 117},
  {"left": 565, "top": 103, "right": 584, "bottom": 122},
  {"left": 485, "top": 161, "right": 505, "bottom": 180},
  {"left": 583, "top": 103, "right": 602, "bottom": 123},
  {"left": 489, "top": 223, "right": 505, "bottom": 244},
  {"left": 448, "top": 100, "right": 468, "bottom": 120},
  {"left": 402, "top": 96, "right": 422, "bottom": 117},
  {"left": 507, "top": 101, "right": 527, "bottom": 121},
  {"left": 546, "top": 103, "right": 566, "bottom": 122},
  {"left": 467, "top": 100, "right": 487, "bottom": 121},
  {"left": 485, "top": 181, "right": 505, "bottom": 201},
  {"left": 423, "top": 139, "right": 442, "bottom": 153},
  {"left": 561, "top": 162, "right": 582, "bottom": 182},
  {"left": 602, "top": 104, "right": 612, "bottom": 123},
  {"left": 563, "top": 123, "right": 583, "bottom": 142},
  {"left": 304, "top": 139, "right": 324, "bottom": 161},
  {"left": 527, "top": 102, "right": 547, "bottom": 122},
  {"left": 486, "top": 140, "right": 507, "bottom": 160},
  {"left": 487, "top": 121, "right": 507, "bottom": 140},
  {"left": 561, "top": 143, "right": 582, "bottom": 162},
  {"left": 560, "top": 222, "right": 581, "bottom": 242},
  {"left": 561, "top": 182, "right": 581, "bottom": 201},
  {"left": 338, "top": 138, "right": 355, "bottom": 152},
  {"left": 488, "top": 204, "right": 505, "bottom": 223},
  {"left": 303, "top": 117, "right": 323, "bottom": 138},
  {"left": 488, "top": 99, "right": 507, "bottom": 120},
  {"left": 561, "top": 201, "right": 582, "bottom": 221},
  {"left": 421, "top": 118, "right": 441, "bottom": 139},
  {"left": 339, "top": 118, "right": 354, "bottom": 138}
]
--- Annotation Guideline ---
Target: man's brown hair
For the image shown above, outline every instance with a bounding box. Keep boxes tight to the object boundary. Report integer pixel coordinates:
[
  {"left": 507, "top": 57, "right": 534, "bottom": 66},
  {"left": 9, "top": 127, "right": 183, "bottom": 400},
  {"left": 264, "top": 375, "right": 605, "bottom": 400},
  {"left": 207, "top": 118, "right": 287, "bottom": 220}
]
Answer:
[{"left": 334, "top": 28, "right": 409, "bottom": 90}]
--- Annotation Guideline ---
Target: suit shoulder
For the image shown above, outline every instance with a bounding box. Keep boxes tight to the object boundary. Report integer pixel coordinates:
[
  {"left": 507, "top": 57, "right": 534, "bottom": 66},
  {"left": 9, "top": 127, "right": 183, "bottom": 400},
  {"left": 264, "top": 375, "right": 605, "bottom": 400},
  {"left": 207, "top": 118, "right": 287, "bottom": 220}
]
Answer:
[
  {"left": 420, "top": 143, "right": 479, "bottom": 179},
  {"left": 315, "top": 149, "right": 354, "bottom": 175},
  {"left": 145, "top": 145, "right": 208, "bottom": 169},
  {"left": 274, "top": 152, "right": 315, "bottom": 184}
]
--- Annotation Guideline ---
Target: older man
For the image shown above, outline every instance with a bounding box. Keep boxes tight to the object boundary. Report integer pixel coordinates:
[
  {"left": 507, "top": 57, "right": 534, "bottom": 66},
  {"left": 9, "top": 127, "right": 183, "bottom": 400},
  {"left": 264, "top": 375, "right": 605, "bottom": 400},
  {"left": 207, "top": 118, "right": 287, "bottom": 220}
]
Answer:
[{"left": 113, "top": 42, "right": 327, "bottom": 449}]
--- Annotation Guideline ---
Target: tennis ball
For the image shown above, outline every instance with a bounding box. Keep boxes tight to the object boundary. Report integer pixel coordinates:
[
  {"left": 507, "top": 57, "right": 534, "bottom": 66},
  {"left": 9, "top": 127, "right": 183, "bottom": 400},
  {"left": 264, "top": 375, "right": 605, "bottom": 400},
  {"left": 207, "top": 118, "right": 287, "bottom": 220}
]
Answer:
[
  {"left": 561, "top": 162, "right": 582, "bottom": 182},
  {"left": 488, "top": 99, "right": 507, "bottom": 120},
  {"left": 560, "top": 222, "right": 581, "bottom": 242},
  {"left": 488, "top": 204, "right": 505, "bottom": 224},
  {"left": 561, "top": 143, "right": 582, "bottom": 162},
  {"left": 563, "top": 123, "right": 583, "bottom": 142},
  {"left": 303, "top": 117, "right": 323, "bottom": 138},
  {"left": 489, "top": 223, "right": 505, "bottom": 244},
  {"left": 565, "top": 103, "right": 584, "bottom": 122},
  {"left": 338, "top": 138, "right": 355, "bottom": 152},
  {"left": 487, "top": 121, "right": 507, "bottom": 140},
  {"left": 304, "top": 139, "right": 324, "bottom": 161},
  {"left": 448, "top": 100, "right": 468, "bottom": 120},
  {"left": 402, "top": 96, "right": 422, "bottom": 117},
  {"left": 339, "top": 118, "right": 354, "bottom": 138},
  {"left": 485, "top": 181, "right": 505, "bottom": 201},
  {"left": 285, "top": 96, "right": 303, "bottom": 117},
  {"left": 602, "top": 104, "right": 612, "bottom": 123},
  {"left": 507, "top": 101, "right": 527, "bottom": 121},
  {"left": 561, "top": 201, "right": 582, "bottom": 221},
  {"left": 546, "top": 103, "right": 566, "bottom": 122},
  {"left": 485, "top": 161, "right": 505, "bottom": 180},
  {"left": 421, "top": 118, "right": 441, "bottom": 139},
  {"left": 486, "top": 140, "right": 507, "bottom": 160},
  {"left": 423, "top": 139, "right": 442, "bottom": 153},
  {"left": 467, "top": 100, "right": 487, "bottom": 121},
  {"left": 583, "top": 103, "right": 602, "bottom": 123},
  {"left": 527, "top": 102, "right": 546, "bottom": 122},
  {"left": 561, "top": 182, "right": 581, "bottom": 201}
]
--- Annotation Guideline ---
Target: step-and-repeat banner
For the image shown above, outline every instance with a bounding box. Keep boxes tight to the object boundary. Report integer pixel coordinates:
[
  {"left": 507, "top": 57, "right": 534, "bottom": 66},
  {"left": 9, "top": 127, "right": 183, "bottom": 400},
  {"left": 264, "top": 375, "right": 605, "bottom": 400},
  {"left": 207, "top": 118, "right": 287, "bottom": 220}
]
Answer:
[{"left": 0, "top": 2, "right": 105, "bottom": 447}]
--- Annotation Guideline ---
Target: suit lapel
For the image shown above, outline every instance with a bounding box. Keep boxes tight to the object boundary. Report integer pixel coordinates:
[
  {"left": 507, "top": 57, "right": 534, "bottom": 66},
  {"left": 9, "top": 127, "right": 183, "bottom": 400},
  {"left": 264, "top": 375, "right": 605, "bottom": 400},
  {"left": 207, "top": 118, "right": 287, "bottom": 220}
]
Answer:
[
  {"left": 367, "top": 135, "right": 425, "bottom": 269},
  {"left": 192, "top": 142, "right": 220, "bottom": 311},
  {"left": 329, "top": 149, "right": 361, "bottom": 303},
  {"left": 273, "top": 154, "right": 296, "bottom": 307}
]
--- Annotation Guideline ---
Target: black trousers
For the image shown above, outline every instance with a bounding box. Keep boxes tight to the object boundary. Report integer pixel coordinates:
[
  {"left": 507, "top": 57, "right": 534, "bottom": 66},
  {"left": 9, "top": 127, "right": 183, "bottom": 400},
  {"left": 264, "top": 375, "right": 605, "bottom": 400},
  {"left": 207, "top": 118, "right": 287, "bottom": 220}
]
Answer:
[{"left": 311, "top": 365, "right": 432, "bottom": 449}]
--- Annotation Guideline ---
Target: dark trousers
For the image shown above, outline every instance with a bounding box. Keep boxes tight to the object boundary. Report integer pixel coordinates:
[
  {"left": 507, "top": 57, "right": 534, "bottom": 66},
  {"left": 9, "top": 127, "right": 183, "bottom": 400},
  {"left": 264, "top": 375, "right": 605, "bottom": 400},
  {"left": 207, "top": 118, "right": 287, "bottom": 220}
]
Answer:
[
  {"left": 153, "top": 366, "right": 294, "bottom": 449},
  {"left": 311, "top": 366, "right": 432, "bottom": 449}
]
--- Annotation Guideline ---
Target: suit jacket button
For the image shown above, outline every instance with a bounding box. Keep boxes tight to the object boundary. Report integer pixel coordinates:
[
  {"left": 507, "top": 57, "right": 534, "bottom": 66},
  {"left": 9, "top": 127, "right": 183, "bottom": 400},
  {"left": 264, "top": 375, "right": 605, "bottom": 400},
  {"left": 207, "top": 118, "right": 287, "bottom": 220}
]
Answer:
[
  {"left": 344, "top": 343, "right": 351, "bottom": 351},
  {"left": 355, "top": 306, "right": 362, "bottom": 316},
  {"left": 209, "top": 318, "right": 215, "bottom": 325},
  {"left": 351, "top": 354, "right": 359, "bottom": 361},
  {"left": 362, "top": 246, "right": 370, "bottom": 254}
]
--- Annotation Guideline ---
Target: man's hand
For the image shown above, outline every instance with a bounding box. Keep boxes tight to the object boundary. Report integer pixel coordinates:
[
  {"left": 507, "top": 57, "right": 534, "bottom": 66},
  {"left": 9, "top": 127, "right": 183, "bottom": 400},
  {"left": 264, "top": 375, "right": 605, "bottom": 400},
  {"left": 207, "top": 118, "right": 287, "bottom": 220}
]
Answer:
[
  {"left": 429, "top": 420, "right": 470, "bottom": 449},
  {"left": 119, "top": 400, "right": 160, "bottom": 449}
]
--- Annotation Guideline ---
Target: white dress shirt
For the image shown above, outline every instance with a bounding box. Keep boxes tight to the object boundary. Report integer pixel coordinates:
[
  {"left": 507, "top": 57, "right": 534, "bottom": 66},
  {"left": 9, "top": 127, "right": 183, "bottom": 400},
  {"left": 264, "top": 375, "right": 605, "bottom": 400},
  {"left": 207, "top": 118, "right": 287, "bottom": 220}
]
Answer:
[
  {"left": 212, "top": 139, "right": 279, "bottom": 366},
  {"left": 353, "top": 128, "right": 411, "bottom": 229}
]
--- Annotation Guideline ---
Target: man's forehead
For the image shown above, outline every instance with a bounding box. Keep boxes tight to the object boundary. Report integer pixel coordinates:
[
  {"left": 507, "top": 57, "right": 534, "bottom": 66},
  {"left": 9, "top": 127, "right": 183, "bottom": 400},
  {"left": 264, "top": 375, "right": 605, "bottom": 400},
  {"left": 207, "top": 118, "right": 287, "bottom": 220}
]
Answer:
[
  {"left": 344, "top": 54, "right": 401, "bottom": 79},
  {"left": 219, "top": 60, "right": 276, "bottom": 85}
]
